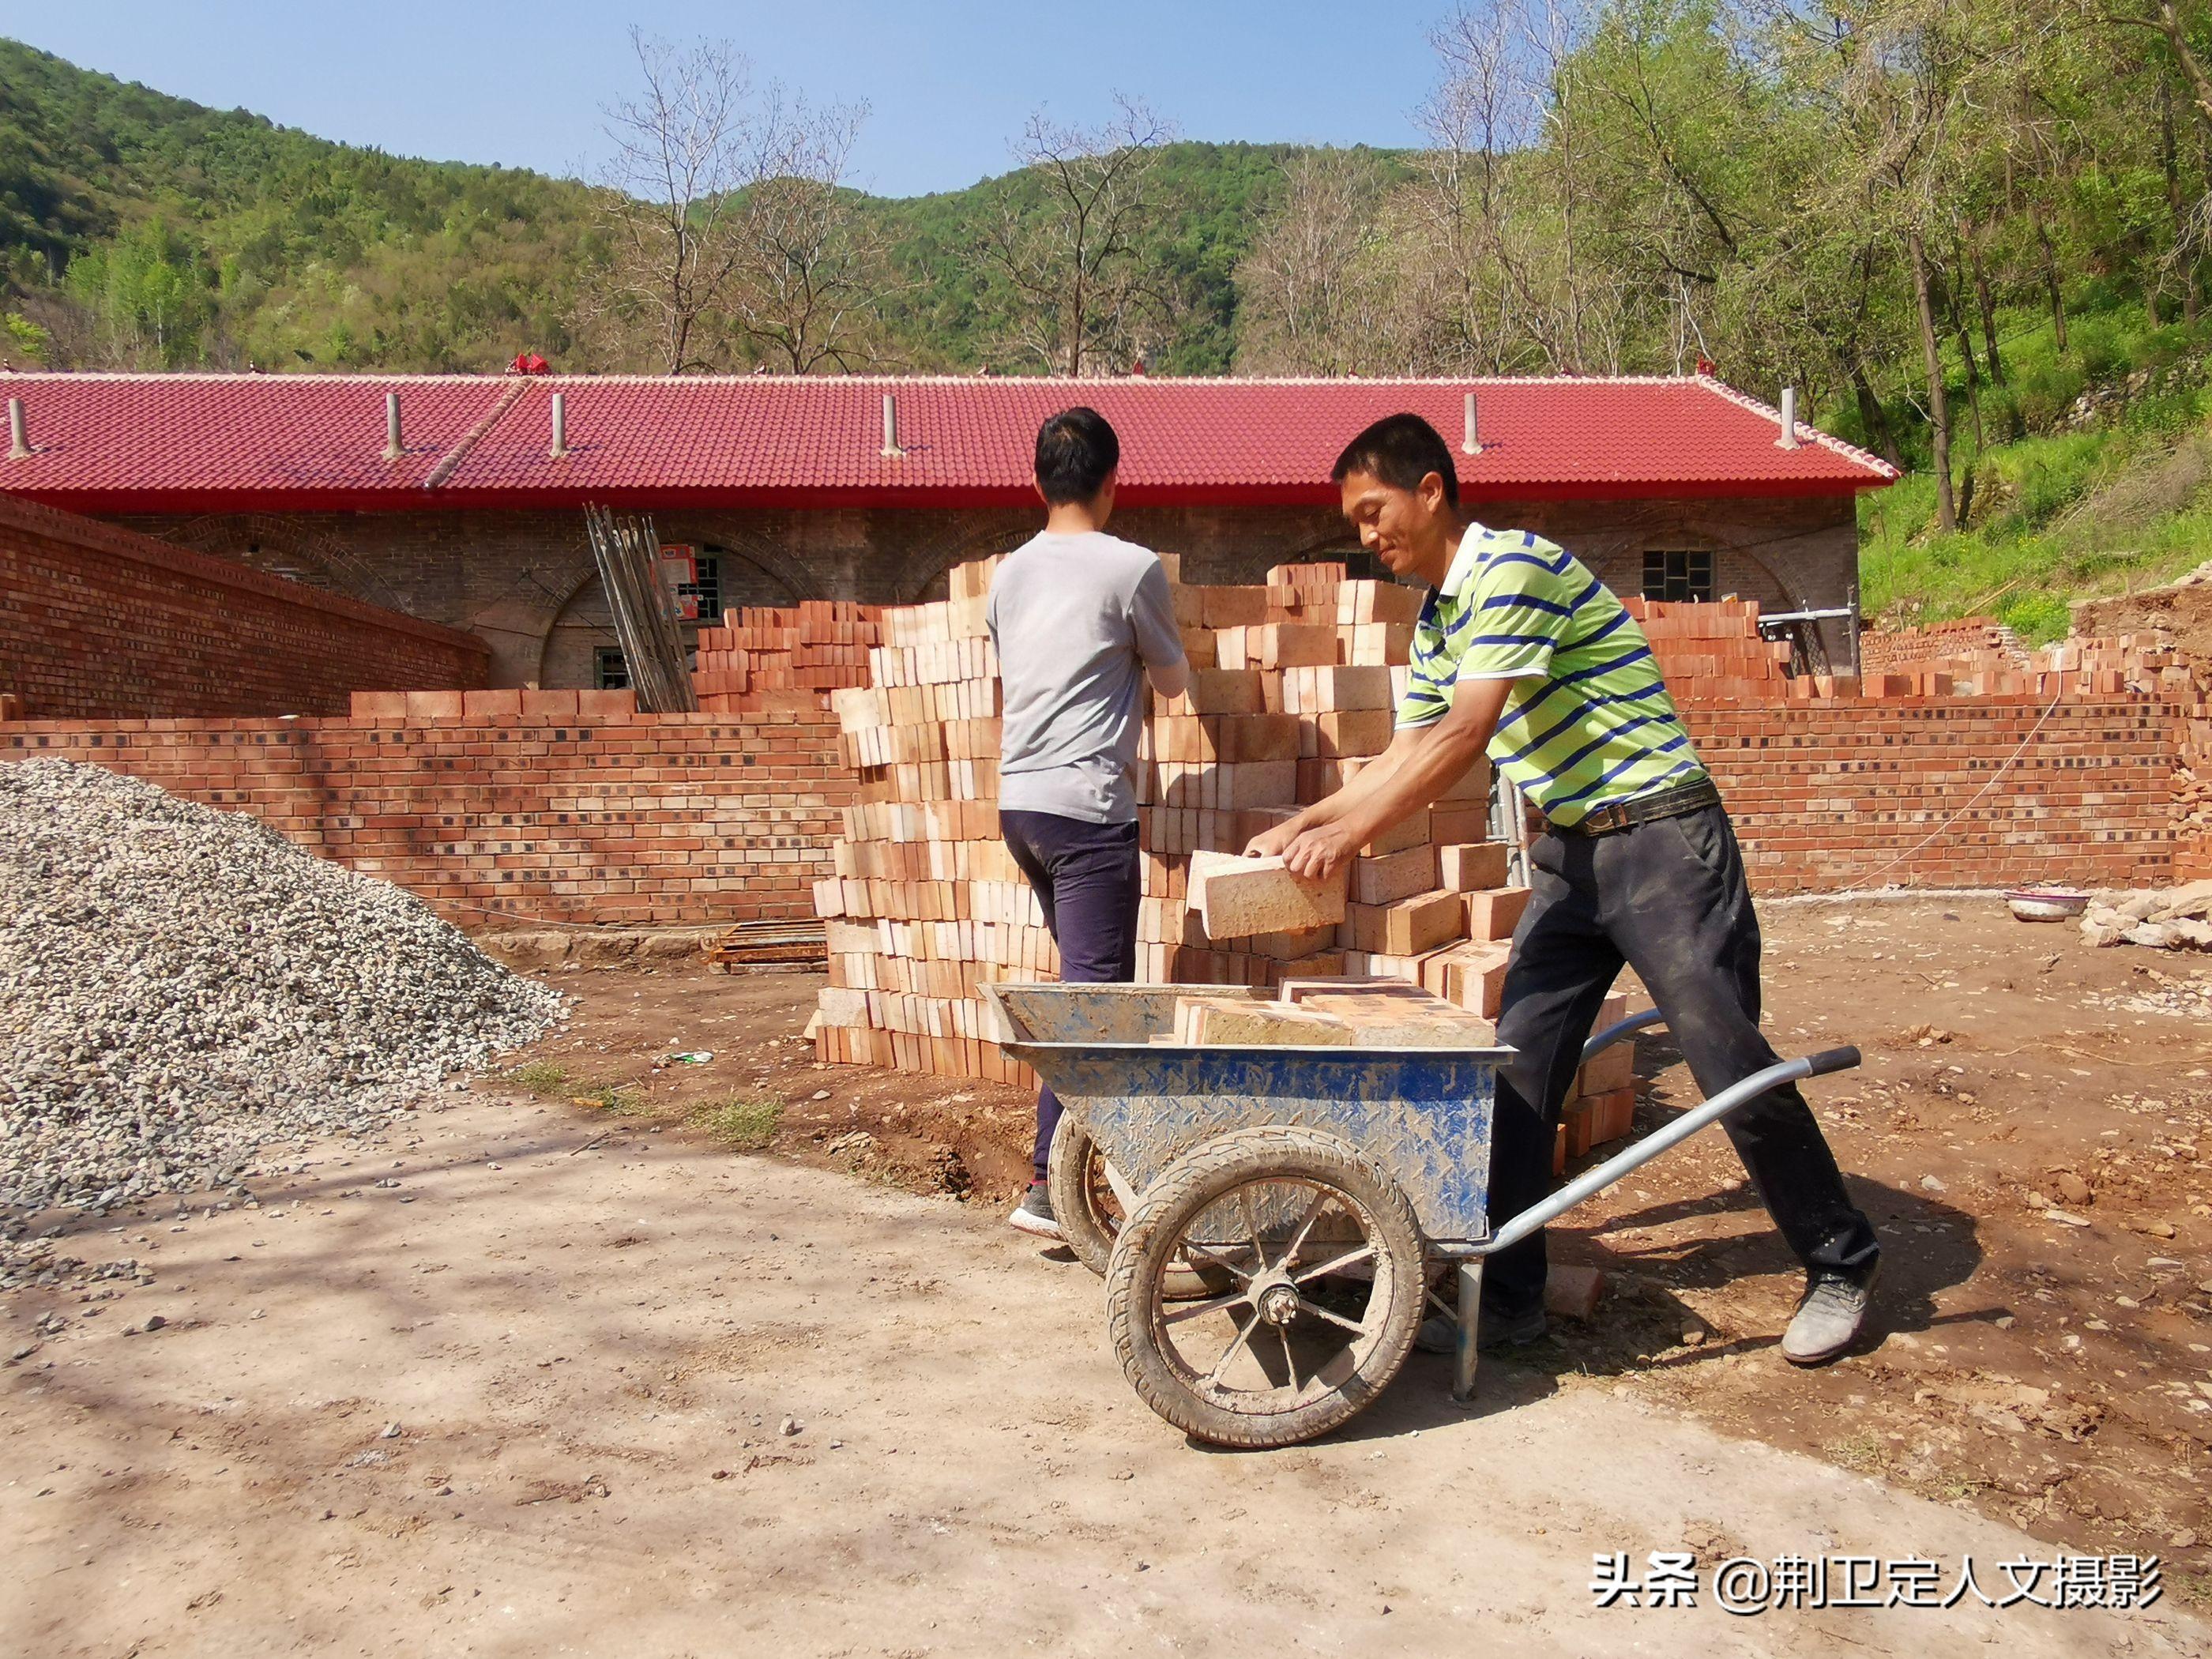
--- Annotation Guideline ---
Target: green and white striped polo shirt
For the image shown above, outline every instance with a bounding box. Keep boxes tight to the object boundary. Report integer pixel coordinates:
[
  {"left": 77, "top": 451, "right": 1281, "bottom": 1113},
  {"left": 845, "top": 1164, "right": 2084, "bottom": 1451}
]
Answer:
[{"left": 1395, "top": 525, "right": 1708, "bottom": 827}]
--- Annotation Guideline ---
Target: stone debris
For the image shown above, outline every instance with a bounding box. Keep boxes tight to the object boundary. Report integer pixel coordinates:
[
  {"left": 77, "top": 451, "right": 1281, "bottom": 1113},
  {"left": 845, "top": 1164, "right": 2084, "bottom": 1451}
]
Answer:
[
  {"left": 0, "top": 759, "right": 566, "bottom": 1216},
  {"left": 2081, "top": 880, "right": 2212, "bottom": 950}
]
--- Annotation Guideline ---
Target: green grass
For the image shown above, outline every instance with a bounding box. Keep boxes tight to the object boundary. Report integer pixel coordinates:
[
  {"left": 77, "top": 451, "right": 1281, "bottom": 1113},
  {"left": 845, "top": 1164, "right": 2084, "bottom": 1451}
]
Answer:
[
  {"left": 1852, "top": 299, "right": 2212, "bottom": 645},
  {"left": 506, "top": 1059, "right": 573, "bottom": 1097},
  {"left": 508, "top": 1061, "right": 649, "bottom": 1113},
  {"left": 687, "top": 1095, "right": 784, "bottom": 1151}
]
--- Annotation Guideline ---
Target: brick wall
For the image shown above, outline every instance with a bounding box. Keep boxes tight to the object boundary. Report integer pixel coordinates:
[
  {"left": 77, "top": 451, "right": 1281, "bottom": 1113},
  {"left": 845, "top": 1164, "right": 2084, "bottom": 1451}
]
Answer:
[
  {"left": 2, "top": 698, "right": 849, "bottom": 927},
  {"left": 4, "top": 691, "right": 2174, "bottom": 925},
  {"left": 110, "top": 493, "right": 1861, "bottom": 687},
  {"left": 0, "top": 493, "right": 487, "bottom": 719},
  {"left": 1691, "top": 698, "right": 2176, "bottom": 891}
]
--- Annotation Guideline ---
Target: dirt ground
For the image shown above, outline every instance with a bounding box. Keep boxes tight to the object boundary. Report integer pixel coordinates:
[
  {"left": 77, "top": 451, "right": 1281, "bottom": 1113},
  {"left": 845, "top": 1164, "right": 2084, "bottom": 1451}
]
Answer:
[{"left": 6, "top": 897, "right": 2212, "bottom": 1654}]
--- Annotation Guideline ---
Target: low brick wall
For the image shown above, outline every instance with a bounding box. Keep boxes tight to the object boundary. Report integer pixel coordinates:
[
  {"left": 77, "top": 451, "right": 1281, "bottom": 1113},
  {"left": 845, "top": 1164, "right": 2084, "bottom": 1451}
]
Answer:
[
  {"left": 2, "top": 706, "right": 848, "bottom": 927},
  {"left": 2, "top": 695, "right": 2175, "bottom": 924},
  {"left": 0, "top": 492, "right": 486, "bottom": 719},
  {"left": 1691, "top": 698, "right": 2176, "bottom": 891}
]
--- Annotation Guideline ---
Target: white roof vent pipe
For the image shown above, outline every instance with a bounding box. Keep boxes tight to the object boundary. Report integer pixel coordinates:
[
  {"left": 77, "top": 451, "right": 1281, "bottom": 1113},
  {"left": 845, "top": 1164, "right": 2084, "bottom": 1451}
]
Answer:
[
  {"left": 1462, "top": 390, "right": 1482, "bottom": 456},
  {"left": 881, "top": 391, "right": 904, "bottom": 459},
  {"left": 551, "top": 391, "right": 569, "bottom": 460},
  {"left": 6, "top": 397, "right": 28, "bottom": 461},
  {"left": 1777, "top": 386, "right": 1802, "bottom": 450},
  {"left": 384, "top": 392, "right": 404, "bottom": 462}
]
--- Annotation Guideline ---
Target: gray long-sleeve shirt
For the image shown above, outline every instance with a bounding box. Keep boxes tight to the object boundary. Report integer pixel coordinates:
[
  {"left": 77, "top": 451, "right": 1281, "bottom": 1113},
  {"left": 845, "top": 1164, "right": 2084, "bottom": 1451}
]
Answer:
[{"left": 987, "top": 530, "right": 1187, "bottom": 825}]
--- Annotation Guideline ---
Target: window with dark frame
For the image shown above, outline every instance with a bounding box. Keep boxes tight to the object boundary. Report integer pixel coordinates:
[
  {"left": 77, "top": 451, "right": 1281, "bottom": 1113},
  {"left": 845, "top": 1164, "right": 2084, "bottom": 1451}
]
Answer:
[
  {"left": 1642, "top": 548, "right": 1714, "bottom": 603},
  {"left": 679, "top": 554, "right": 724, "bottom": 622},
  {"left": 594, "top": 646, "right": 630, "bottom": 690}
]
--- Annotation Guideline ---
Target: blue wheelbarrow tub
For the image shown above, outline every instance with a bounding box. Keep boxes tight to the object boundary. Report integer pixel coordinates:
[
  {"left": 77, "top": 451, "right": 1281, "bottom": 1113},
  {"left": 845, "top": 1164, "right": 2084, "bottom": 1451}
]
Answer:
[{"left": 983, "top": 982, "right": 1513, "bottom": 1248}]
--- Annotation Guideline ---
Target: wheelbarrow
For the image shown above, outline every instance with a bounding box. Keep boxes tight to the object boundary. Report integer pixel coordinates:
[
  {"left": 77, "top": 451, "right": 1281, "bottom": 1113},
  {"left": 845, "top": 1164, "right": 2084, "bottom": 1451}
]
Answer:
[{"left": 982, "top": 981, "right": 1860, "bottom": 1449}]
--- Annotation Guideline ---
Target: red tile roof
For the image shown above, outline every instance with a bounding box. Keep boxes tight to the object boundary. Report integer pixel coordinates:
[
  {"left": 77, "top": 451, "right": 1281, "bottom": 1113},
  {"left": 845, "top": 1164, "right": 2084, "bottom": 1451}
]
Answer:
[{"left": 0, "top": 372, "right": 1894, "bottom": 514}]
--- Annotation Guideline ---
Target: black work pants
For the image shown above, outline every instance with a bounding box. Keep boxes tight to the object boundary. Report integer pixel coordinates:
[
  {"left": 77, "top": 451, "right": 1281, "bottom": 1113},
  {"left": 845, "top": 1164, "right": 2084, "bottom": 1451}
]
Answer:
[
  {"left": 1000, "top": 810, "right": 1140, "bottom": 1183},
  {"left": 1484, "top": 800, "right": 1879, "bottom": 1315}
]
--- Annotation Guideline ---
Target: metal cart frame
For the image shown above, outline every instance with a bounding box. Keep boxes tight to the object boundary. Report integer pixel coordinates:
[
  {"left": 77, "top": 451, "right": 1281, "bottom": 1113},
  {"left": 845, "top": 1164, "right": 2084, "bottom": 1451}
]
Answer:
[{"left": 986, "top": 981, "right": 1860, "bottom": 1441}]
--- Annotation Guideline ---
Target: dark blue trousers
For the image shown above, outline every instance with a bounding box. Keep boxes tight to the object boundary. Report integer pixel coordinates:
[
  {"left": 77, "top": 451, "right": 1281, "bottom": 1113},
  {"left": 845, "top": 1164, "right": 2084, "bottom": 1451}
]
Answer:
[
  {"left": 1485, "top": 802, "right": 1880, "bottom": 1316},
  {"left": 999, "top": 810, "right": 1140, "bottom": 1183}
]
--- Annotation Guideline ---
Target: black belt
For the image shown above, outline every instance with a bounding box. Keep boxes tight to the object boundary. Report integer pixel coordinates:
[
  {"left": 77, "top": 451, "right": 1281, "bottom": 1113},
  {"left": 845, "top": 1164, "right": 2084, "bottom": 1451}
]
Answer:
[{"left": 1549, "top": 777, "right": 1722, "bottom": 837}]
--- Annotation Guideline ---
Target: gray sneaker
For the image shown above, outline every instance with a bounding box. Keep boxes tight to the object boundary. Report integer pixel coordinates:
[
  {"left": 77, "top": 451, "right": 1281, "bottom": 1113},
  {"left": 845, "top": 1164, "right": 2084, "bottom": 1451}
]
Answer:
[
  {"left": 1413, "top": 1303, "right": 1548, "bottom": 1355},
  {"left": 1781, "top": 1264, "right": 1878, "bottom": 1366},
  {"left": 1006, "top": 1183, "right": 1063, "bottom": 1241}
]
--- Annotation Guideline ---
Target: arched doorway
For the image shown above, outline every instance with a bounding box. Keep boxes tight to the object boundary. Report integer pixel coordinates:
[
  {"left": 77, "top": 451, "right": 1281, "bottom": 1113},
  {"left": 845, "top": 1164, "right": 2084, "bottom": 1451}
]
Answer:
[{"left": 901, "top": 520, "right": 1038, "bottom": 604}]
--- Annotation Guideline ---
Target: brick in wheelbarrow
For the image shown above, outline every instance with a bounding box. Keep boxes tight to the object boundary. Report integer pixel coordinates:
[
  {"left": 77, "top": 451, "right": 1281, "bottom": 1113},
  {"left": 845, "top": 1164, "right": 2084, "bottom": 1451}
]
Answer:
[
  {"left": 1190, "top": 850, "right": 1348, "bottom": 939},
  {"left": 1170, "top": 996, "right": 1355, "bottom": 1046},
  {"left": 1285, "top": 986, "right": 1496, "bottom": 1048}
]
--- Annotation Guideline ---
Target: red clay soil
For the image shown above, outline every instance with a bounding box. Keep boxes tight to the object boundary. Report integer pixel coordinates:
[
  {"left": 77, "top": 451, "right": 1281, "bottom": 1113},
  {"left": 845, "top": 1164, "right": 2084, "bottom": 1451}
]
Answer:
[{"left": 506, "top": 897, "right": 2212, "bottom": 1585}]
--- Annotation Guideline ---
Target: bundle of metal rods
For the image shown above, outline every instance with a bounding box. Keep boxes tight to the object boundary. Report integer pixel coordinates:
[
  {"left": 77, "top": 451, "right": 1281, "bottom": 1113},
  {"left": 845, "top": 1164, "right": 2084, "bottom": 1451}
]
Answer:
[{"left": 584, "top": 502, "right": 698, "bottom": 713}]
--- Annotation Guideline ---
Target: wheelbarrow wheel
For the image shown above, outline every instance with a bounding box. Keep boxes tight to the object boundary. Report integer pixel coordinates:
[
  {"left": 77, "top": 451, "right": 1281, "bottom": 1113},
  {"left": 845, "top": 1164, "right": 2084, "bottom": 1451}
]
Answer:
[
  {"left": 1045, "top": 1117, "right": 1124, "bottom": 1278},
  {"left": 1048, "top": 1119, "right": 1232, "bottom": 1299},
  {"left": 1106, "top": 1125, "right": 1424, "bottom": 1448}
]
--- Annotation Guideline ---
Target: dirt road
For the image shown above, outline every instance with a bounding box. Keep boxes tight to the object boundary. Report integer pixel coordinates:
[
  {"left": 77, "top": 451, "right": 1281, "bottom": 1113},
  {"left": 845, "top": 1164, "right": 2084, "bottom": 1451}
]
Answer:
[{"left": 6, "top": 1051, "right": 2204, "bottom": 1657}]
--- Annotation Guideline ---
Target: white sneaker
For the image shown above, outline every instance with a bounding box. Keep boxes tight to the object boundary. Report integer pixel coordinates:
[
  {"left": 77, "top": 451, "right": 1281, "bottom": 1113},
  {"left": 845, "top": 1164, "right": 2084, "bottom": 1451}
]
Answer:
[{"left": 1006, "top": 1184, "right": 1062, "bottom": 1241}]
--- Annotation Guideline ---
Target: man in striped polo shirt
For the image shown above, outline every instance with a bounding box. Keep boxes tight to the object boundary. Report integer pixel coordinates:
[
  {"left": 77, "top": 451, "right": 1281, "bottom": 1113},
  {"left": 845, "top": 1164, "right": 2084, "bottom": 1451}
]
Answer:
[{"left": 1248, "top": 413, "right": 1879, "bottom": 1364}]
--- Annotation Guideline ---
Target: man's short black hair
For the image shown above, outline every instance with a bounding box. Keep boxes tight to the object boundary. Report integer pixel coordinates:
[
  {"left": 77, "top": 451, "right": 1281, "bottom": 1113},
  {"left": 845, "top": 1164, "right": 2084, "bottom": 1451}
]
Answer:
[
  {"left": 1330, "top": 412, "right": 1460, "bottom": 508},
  {"left": 1034, "top": 406, "right": 1120, "bottom": 505}
]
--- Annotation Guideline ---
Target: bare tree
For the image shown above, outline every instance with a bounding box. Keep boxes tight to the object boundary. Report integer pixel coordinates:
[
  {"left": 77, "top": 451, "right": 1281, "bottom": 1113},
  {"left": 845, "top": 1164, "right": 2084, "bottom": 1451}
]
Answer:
[
  {"left": 590, "top": 31, "right": 760, "bottom": 374},
  {"left": 1400, "top": 0, "right": 1605, "bottom": 374},
  {"left": 984, "top": 97, "right": 1177, "bottom": 374},
  {"left": 1233, "top": 153, "right": 1390, "bottom": 374},
  {"left": 728, "top": 92, "right": 893, "bottom": 372},
  {"left": 586, "top": 32, "right": 886, "bottom": 374}
]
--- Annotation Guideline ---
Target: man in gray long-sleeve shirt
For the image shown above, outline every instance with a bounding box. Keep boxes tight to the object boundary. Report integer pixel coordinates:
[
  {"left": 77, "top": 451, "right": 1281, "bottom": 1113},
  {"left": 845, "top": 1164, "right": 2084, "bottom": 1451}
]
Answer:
[{"left": 988, "top": 407, "right": 1189, "bottom": 1239}]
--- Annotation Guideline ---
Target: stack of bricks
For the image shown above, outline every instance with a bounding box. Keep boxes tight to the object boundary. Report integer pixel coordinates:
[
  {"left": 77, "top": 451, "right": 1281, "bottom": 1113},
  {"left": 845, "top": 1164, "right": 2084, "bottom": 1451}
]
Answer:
[
  {"left": 1626, "top": 598, "right": 1797, "bottom": 701},
  {"left": 692, "top": 601, "right": 884, "bottom": 713},
  {"left": 811, "top": 556, "right": 1540, "bottom": 1090},
  {"left": 1859, "top": 617, "right": 2029, "bottom": 686}
]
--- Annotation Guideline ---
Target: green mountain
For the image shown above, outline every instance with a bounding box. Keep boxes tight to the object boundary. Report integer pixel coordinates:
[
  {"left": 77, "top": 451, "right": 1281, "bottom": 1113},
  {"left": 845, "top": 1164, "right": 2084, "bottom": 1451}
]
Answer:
[
  {"left": 0, "top": 38, "right": 1373, "bottom": 375},
  {"left": 0, "top": 38, "right": 601, "bottom": 371}
]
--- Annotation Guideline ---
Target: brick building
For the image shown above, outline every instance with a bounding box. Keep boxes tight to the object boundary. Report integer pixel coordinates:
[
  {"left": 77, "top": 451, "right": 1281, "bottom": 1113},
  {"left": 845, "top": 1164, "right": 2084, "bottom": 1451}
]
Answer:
[{"left": 0, "top": 372, "right": 1894, "bottom": 688}]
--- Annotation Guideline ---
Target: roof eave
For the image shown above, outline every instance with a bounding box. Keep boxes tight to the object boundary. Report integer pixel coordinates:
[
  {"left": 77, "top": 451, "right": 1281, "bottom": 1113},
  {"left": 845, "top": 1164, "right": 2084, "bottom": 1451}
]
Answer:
[{"left": 14, "top": 476, "right": 1888, "bottom": 517}]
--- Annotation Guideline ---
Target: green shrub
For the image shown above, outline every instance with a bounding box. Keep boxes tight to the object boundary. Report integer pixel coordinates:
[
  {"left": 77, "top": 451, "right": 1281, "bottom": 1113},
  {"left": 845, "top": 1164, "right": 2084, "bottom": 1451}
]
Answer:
[
  {"left": 2012, "top": 363, "right": 2086, "bottom": 432},
  {"left": 1983, "top": 386, "right": 2026, "bottom": 444},
  {"left": 1996, "top": 590, "right": 2070, "bottom": 645},
  {"left": 2072, "top": 317, "right": 2125, "bottom": 382},
  {"left": 2131, "top": 321, "right": 2191, "bottom": 371},
  {"left": 2120, "top": 386, "right": 2204, "bottom": 442}
]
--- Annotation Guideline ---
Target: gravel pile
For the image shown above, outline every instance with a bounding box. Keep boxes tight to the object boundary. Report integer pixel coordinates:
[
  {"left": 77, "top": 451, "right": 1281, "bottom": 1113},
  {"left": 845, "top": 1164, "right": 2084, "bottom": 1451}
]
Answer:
[{"left": 0, "top": 759, "right": 566, "bottom": 1214}]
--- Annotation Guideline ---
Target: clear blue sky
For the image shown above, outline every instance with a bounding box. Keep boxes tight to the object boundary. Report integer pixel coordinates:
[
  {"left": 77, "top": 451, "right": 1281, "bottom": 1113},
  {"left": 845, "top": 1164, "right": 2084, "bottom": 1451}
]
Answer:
[{"left": 1, "top": 1, "right": 1448, "bottom": 198}]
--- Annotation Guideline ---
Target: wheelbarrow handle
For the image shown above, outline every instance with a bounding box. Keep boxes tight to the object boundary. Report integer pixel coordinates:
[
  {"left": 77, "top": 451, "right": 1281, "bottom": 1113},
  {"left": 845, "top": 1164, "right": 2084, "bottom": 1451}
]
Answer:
[
  {"left": 1805, "top": 1045, "right": 1862, "bottom": 1077},
  {"left": 1451, "top": 1041, "right": 1860, "bottom": 1404},
  {"left": 1582, "top": 1016, "right": 1860, "bottom": 1082},
  {"left": 1473, "top": 1044, "right": 1862, "bottom": 1258}
]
